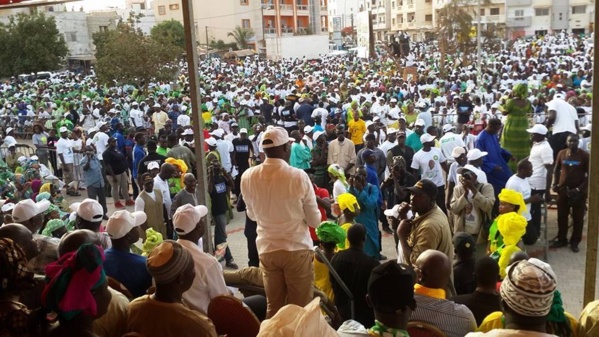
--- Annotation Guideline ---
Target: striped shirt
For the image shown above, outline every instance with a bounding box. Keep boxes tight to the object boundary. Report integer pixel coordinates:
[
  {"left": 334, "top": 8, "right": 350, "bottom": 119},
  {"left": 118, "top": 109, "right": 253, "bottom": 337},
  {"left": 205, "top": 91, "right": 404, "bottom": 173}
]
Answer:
[{"left": 410, "top": 293, "right": 477, "bottom": 337}]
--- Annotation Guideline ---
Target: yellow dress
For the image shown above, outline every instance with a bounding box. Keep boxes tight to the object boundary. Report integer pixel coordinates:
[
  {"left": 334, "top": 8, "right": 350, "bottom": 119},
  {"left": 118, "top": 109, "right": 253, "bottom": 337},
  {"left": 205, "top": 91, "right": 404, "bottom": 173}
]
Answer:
[
  {"left": 313, "top": 255, "right": 334, "bottom": 301},
  {"left": 339, "top": 223, "right": 352, "bottom": 251}
]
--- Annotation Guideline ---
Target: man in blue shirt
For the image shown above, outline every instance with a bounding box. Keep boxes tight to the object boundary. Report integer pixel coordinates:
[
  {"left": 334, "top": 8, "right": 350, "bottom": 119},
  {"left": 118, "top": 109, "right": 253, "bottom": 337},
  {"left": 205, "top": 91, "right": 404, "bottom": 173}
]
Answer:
[
  {"left": 132, "top": 132, "right": 147, "bottom": 183},
  {"left": 104, "top": 209, "right": 152, "bottom": 298},
  {"left": 80, "top": 145, "right": 108, "bottom": 219}
]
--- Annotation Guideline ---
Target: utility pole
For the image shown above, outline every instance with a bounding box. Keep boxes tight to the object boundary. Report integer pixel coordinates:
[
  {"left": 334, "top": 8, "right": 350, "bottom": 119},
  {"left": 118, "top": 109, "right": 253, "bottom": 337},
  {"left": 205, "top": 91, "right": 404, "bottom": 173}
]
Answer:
[
  {"left": 351, "top": 13, "right": 355, "bottom": 43},
  {"left": 205, "top": 26, "right": 210, "bottom": 57},
  {"left": 583, "top": 0, "right": 599, "bottom": 306},
  {"left": 182, "top": 0, "right": 212, "bottom": 254},
  {"left": 476, "top": 0, "right": 481, "bottom": 85}
]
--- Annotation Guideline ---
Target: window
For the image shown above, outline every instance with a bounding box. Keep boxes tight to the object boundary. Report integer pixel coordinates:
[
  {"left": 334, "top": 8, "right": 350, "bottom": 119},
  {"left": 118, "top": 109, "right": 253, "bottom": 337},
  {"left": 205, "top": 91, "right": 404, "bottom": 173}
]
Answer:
[
  {"left": 514, "top": 9, "right": 524, "bottom": 17},
  {"left": 240, "top": 0, "right": 248, "bottom": 4},
  {"left": 535, "top": 30, "right": 547, "bottom": 36},
  {"left": 479, "top": 8, "right": 485, "bottom": 16},
  {"left": 490, "top": 7, "right": 499, "bottom": 15},
  {"left": 158, "top": 5, "right": 166, "bottom": 15},
  {"left": 392, "top": 18, "right": 396, "bottom": 25},
  {"left": 99, "top": 26, "right": 108, "bottom": 32},
  {"left": 535, "top": 8, "right": 549, "bottom": 16},
  {"left": 425, "top": 14, "right": 432, "bottom": 21},
  {"left": 169, "top": 4, "right": 179, "bottom": 10},
  {"left": 242, "top": 19, "right": 251, "bottom": 28},
  {"left": 140, "top": 3, "right": 145, "bottom": 9},
  {"left": 572, "top": 5, "right": 586, "bottom": 14},
  {"left": 65, "top": 32, "right": 77, "bottom": 42}
]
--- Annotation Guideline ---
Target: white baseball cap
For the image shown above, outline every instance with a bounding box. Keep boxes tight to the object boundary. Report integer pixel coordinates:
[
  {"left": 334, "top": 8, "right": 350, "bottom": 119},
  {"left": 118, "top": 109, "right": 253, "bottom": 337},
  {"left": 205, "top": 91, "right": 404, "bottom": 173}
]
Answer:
[
  {"left": 173, "top": 204, "right": 209, "bottom": 235},
  {"left": 210, "top": 128, "right": 225, "bottom": 138},
  {"left": 70, "top": 198, "right": 104, "bottom": 222},
  {"left": 12, "top": 199, "right": 50, "bottom": 222},
  {"left": 457, "top": 164, "right": 481, "bottom": 177},
  {"left": 153, "top": 103, "right": 161, "bottom": 108},
  {"left": 147, "top": 161, "right": 160, "bottom": 170},
  {"left": 312, "top": 131, "right": 325, "bottom": 141},
  {"left": 451, "top": 146, "right": 466, "bottom": 158},
  {"left": 420, "top": 133, "right": 436, "bottom": 143},
  {"left": 303, "top": 125, "right": 314, "bottom": 133},
  {"left": 59, "top": 126, "right": 69, "bottom": 133},
  {"left": 105, "top": 210, "right": 147, "bottom": 239},
  {"left": 240, "top": 128, "right": 248, "bottom": 134},
  {"left": 387, "top": 128, "right": 398, "bottom": 134},
  {"left": 466, "top": 148, "right": 488, "bottom": 161},
  {"left": 414, "top": 119, "right": 426, "bottom": 127},
  {"left": 5, "top": 127, "right": 13, "bottom": 134},
  {"left": 526, "top": 124, "right": 548, "bottom": 135},
  {"left": 261, "top": 126, "right": 293, "bottom": 149},
  {"left": 182, "top": 129, "right": 194, "bottom": 136},
  {"left": 442, "top": 124, "right": 454, "bottom": 133},
  {"left": 1, "top": 202, "right": 15, "bottom": 213},
  {"left": 205, "top": 137, "right": 217, "bottom": 147}
]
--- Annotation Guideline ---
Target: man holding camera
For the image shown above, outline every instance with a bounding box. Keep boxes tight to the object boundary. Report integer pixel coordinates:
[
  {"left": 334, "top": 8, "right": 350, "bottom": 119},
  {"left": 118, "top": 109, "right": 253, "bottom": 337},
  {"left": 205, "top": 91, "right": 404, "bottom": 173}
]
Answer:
[
  {"left": 208, "top": 158, "right": 238, "bottom": 269},
  {"left": 80, "top": 145, "right": 108, "bottom": 218}
]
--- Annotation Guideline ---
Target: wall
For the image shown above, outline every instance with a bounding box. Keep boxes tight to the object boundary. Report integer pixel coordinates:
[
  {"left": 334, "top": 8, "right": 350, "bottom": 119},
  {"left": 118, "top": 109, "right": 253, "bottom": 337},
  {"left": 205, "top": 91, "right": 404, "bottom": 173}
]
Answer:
[
  {"left": 47, "top": 11, "right": 93, "bottom": 57},
  {"left": 265, "top": 34, "right": 329, "bottom": 59}
]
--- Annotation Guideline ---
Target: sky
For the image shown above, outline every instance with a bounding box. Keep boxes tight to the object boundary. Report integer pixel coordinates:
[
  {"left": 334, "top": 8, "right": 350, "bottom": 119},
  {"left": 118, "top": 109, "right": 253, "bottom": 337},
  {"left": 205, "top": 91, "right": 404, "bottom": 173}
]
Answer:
[{"left": 78, "top": 0, "right": 126, "bottom": 11}]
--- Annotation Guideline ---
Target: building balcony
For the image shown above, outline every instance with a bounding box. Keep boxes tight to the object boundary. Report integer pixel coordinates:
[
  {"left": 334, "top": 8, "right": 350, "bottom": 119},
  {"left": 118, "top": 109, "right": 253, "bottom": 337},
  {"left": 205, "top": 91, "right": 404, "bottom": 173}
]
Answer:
[
  {"left": 482, "top": 14, "right": 506, "bottom": 23},
  {"left": 407, "top": 3, "right": 414, "bottom": 9},
  {"left": 373, "top": 22, "right": 389, "bottom": 30},
  {"left": 407, "top": 21, "right": 415, "bottom": 27},
  {"left": 279, "top": 4, "right": 293, "bottom": 14},
  {"left": 505, "top": 0, "right": 532, "bottom": 6},
  {"left": 296, "top": 4, "right": 309, "bottom": 13},
  {"left": 282, "top": 27, "right": 294, "bottom": 36},
  {"left": 320, "top": 5, "right": 327, "bottom": 11},
  {"left": 506, "top": 16, "right": 531, "bottom": 27}
]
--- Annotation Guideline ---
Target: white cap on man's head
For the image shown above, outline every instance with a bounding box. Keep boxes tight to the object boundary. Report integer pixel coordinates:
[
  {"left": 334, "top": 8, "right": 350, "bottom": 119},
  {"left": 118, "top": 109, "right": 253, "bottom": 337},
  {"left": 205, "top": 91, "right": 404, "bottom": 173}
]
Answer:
[
  {"left": 59, "top": 126, "right": 69, "bottom": 133},
  {"left": 70, "top": 198, "right": 104, "bottom": 223},
  {"left": 210, "top": 128, "right": 225, "bottom": 138},
  {"left": 240, "top": 128, "right": 248, "bottom": 134},
  {"left": 173, "top": 204, "right": 209, "bottom": 235},
  {"left": 466, "top": 148, "right": 488, "bottom": 161},
  {"left": 12, "top": 199, "right": 50, "bottom": 222},
  {"left": 303, "top": 125, "right": 314, "bottom": 134},
  {"left": 148, "top": 161, "right": 160, "bottom": 170},
  {"left": 526, "top": 124, "right": 548, "bottom": 136},
  {"left": 261, "top": 126, "right": 293, "bottom": 149},
  {"left": 414, "top": 119, "right": 426, "bottom": 127},
  {"left": 205, "top": 137, "right": 217, "bottom": 147},
  {"left": 105, "top": 210, "right": 147, "bottom": 239},
  {"left": 442, "top": 124, "right": 454, "bottom": 133},
  {"left": 420, "top": 133, "right": 436, "bottom": 143},
  {"left": 451, "top": 147, "right": 466, "bottom": 158}
]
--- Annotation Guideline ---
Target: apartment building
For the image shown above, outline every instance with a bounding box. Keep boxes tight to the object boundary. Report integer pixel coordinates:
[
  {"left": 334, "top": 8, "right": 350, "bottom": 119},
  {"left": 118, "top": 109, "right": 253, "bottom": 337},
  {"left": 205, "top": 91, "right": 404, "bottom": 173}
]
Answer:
[
  {"left": 390, "top": 0, "right": 435, "bottom": 42},
  {"left": 328, "top": 0, "right": 361, "bottom": 31},
  {"left": 505, "top": 0, "right": 593, "bottom": 38},
  {"left": 151, "top": 0, "right": 328, "bottom": 52}
]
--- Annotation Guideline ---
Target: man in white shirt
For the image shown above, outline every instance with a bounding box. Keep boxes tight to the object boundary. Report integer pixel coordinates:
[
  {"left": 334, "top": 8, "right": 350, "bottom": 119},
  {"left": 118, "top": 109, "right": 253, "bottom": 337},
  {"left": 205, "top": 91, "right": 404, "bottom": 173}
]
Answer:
[
  {"left": 154, "top": 163, "right": 175, "bottom": 222},
  {"left": 241, "top": 127, "right": 321, "bottom": 319},
  {"left": 545, "top": 92, "right": 579, "bottom": 159},
  {"left": 379, "top": 128, "right": 397, "bottom": 179},
  {"left": 311, "top": 102, "right": 329, "bottom": 131},
  {"left": 411, "top": 133, "right": 449, "bottom": 213},
  {"left": 177, "top": 106, "right": 191, "bottom": 127},
  {"left": 210, "top": 129, "right": 235, "bottom": 174},
  {"left": 93, "top": 122, "right": 110, "bottom": 160},
  {"left": 440, "top": 124, "right": 466, "bottom": 164},
  {"left": 506, "top": 159, "right": 540, "bottom": 245},
  {"left": 56, "top": 126, "right": 77, "bottom": 195},
  {"left": 525, "top": 124, "right": 554, "bottom": 243},
  {"left": 173, "top": 204, "right": 229, "bottom": 315},
  {"left": 129, "top": 102, "right": 145, "bottom": 130}
]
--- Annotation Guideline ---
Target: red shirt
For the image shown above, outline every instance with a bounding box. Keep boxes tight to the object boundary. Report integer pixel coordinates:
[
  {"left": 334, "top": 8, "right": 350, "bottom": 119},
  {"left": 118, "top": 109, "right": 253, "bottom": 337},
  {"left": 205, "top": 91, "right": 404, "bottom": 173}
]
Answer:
[
  {"left": 203, "top": 129, "right": 211, "bottom": 152},
  {"left": 309, "top": 184, "right": 330, "bottom": 241}
]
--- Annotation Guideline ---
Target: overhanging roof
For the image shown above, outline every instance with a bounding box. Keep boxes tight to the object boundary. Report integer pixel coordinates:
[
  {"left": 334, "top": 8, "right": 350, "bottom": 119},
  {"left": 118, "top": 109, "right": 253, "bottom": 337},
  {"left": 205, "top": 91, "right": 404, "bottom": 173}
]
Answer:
[{"left": 0, "top": 0, "right": 82, "bottom": 9}]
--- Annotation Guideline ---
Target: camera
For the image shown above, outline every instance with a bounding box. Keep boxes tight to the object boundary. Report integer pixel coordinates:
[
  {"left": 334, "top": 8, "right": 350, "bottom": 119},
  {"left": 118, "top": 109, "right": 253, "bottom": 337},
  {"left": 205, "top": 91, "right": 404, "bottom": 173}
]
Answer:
[{"left": 462, "top": 171, "right": 473, "bottom": 180}]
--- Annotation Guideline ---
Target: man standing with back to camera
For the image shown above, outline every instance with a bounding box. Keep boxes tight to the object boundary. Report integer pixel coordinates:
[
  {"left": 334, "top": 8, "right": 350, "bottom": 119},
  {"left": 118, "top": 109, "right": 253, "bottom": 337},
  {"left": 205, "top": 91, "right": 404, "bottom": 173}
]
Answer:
[{"left": 241, "top": 127, "right": 321, "bottom": 318}]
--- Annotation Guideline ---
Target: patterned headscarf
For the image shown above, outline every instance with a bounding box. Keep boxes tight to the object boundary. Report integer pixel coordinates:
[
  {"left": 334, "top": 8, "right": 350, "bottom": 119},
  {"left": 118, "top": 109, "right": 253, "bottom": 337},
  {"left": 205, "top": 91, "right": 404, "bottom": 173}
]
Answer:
[
  {"left": 512, "top": 82, "right": 529, "bottom": 99},
  {"left": 42, "top": 243, "right": 106, "bottom": 320},
  {"left": 39, "top": 183, "right": 53, "bottom": 195},
  {"left": 498, "top": 189, "right": 527, "bottom": 215},
  {"left": 0, "top": 237, "right": 36, "bottom": 293},
  {"left": 316, "top": 221, "right": 347, "bottom": 249},
  {"left": 142, "top": 228, "right": 164, "bottom": 257},
  {"left": 41, "top": 219, "right": 66, "bottom": 238},
  {"left": 338, "top": 193, "right": 360, "bottom": 213},
  {"left": 328, "top": 164, "right": 348, "bottom": 188},
  {"left": 500, "top": 260, "right": 556, "bottom": 317},
  {"left": 36, "top": 192, "right": 51, "bottom": 202}
]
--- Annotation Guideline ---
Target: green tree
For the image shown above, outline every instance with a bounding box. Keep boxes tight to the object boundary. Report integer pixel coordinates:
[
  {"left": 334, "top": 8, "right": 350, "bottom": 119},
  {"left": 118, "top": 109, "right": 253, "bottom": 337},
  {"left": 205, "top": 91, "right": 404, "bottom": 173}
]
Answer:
[
  {"left": 227, "top": 26, "right": 254, "bottom": 50},
  {"left": 209, "top": 39, "right": 238, "bottom": 51},
  {"left": 93, "top": 15, "right": 178, "bottom": 93},
  {"left": 0, "top": 12, "right": 68, "bottom": 77},
  {"left": 150, "top": 19, "right": 185, "bottom": 50}
]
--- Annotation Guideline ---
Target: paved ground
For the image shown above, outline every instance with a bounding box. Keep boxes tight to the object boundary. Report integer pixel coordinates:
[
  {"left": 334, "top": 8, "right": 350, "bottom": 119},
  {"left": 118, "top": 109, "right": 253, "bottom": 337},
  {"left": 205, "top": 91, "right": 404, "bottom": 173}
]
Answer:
[{"left": 71, "top": 190, "right": 595, "bottom": 317}]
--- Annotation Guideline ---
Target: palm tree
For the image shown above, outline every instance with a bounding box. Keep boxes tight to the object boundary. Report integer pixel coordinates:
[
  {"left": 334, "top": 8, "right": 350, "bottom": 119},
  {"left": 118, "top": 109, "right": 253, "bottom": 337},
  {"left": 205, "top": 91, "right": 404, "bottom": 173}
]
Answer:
[{"left": 227, "top": 26, "right": 254, "bottom": 50}]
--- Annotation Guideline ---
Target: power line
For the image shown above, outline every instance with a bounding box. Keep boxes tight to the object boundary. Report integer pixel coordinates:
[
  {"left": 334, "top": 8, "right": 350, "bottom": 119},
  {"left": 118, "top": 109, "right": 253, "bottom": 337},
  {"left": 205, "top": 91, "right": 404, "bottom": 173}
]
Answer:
[{"left": 194, "top": 7, "right": 262, "bottom": 21}]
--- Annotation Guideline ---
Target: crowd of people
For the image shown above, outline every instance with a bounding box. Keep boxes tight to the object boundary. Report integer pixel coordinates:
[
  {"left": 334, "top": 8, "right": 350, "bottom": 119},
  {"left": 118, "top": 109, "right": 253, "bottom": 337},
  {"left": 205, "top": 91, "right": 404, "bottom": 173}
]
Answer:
[{"left": 0, "top": 31, "right": 598, "bottom": 336}]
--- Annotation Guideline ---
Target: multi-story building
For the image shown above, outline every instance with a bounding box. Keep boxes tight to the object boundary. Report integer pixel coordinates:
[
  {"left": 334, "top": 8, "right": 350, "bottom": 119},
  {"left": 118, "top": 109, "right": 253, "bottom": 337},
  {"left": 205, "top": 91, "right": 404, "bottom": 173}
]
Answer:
[
  {"left": 505, "top": 0, "right": 593, "bottom": 38},
  {"left": 390, "top": 0, "right": 434, "bottom": 42},
  {"left": 362, "top": 0, "right": 391, "bottom": 42},
  {"left": 151, "top": 0, "right": 328, "bottom": 53},
  {"left": 328, "top": 0, "right": 361, "bottom": 32}
]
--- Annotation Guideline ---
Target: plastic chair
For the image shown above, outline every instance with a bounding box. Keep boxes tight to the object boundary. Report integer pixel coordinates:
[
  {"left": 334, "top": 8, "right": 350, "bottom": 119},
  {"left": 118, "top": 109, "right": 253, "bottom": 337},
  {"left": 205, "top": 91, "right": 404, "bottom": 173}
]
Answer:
[
  {"left": 407, "top": 321, "right": 446, "bottom": 337},
  {"left": 207, "top": 295, "right": 260, "bottom": 337}
]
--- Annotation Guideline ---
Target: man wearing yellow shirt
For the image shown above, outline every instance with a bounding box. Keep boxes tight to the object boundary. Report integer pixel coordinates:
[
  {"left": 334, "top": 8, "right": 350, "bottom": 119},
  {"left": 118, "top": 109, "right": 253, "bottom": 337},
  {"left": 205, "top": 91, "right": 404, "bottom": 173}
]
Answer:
[{"left": 348, "top": 111, "right": 366, "bottom": 153}]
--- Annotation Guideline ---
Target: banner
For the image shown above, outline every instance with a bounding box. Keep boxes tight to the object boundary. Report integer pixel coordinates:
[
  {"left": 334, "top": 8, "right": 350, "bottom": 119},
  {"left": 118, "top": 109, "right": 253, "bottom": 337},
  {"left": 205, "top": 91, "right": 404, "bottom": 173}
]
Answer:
[{"left": 356, "top": 11, "right": 370, "bottom": 58}]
